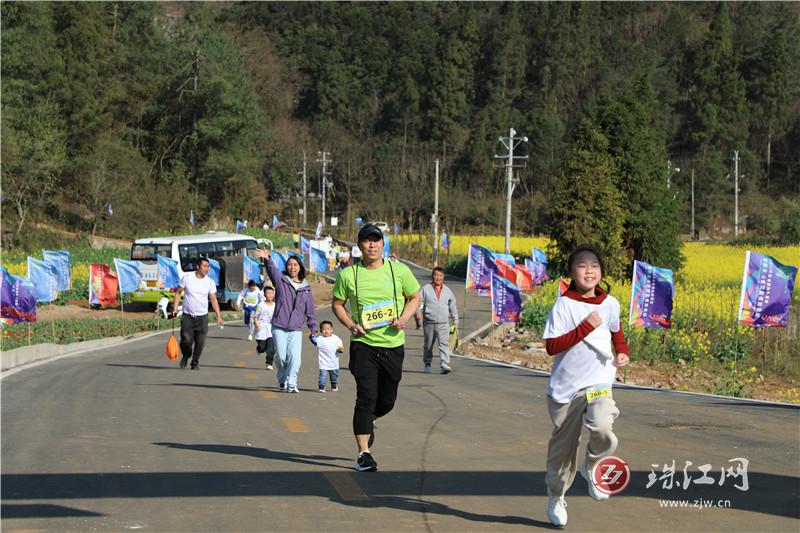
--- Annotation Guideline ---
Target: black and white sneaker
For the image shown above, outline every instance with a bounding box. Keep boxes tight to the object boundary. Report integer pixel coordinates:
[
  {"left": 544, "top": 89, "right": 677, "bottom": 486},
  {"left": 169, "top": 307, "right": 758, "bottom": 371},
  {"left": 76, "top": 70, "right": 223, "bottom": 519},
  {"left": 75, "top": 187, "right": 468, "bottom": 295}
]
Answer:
[{"left": 355, "top": 451, "right": 378, "bottom": 472}]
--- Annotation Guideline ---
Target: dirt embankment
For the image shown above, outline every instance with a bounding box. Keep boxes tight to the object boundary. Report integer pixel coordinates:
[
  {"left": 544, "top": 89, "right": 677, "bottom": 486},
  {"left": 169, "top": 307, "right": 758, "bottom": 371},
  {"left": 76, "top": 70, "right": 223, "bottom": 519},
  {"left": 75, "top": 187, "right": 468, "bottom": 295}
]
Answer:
[{"left": 460, "top": 325, "right": 799, "bottom": 405}]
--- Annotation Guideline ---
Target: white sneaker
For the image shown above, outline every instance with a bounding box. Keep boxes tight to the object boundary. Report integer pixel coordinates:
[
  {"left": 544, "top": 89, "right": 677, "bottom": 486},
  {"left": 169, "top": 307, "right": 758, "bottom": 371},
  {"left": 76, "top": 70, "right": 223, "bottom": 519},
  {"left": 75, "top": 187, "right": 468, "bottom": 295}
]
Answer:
[
  {"left": 289, "top": 386, "right": 300, "bottom": 393},
  {"left": 547, "top": 496, "right": 567, "bottom": 527},
  {"left": 580, "top": 462, "right": 610, "bottom": 501},
  {"left": 247, "top": 334, "right": 253, "bottom": 341},
  {"left": 265, "top": 364, "right": 273, "bottom": 370}
]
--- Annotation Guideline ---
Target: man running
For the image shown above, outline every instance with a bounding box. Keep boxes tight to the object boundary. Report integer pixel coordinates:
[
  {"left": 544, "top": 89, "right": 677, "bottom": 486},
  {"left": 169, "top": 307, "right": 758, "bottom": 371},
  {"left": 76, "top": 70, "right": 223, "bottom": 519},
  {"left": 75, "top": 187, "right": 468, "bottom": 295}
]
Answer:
[
  {"left": 332, "top": 223, "right": 421, "bottom": 472},
  {"left": 172, "top": 257, "right": 224, "bottom": 370}
]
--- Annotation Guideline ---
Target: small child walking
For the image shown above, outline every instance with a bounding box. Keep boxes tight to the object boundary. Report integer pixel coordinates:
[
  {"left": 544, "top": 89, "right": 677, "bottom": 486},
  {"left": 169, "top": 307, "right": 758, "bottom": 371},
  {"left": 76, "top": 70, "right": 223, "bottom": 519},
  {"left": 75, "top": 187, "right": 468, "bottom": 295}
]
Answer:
[
  {"left": 314, "top": 320, "right": 343, "bottom": 393},
  {"left": 542, "top": 245, "right": 630, "bottom": 528},
  {"left": 238, "top": 280, "right": 264, "bottom": 341},
  {"left": 253, "top": 286, "right": 277, "bottom": 370}
]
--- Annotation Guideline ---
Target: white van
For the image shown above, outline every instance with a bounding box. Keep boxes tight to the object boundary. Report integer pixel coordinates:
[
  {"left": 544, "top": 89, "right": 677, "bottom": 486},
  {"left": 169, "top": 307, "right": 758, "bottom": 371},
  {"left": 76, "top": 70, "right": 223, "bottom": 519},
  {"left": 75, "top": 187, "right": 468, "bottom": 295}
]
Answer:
[{"left": 129, "top": 232, "right": 259, "bottom": 307}]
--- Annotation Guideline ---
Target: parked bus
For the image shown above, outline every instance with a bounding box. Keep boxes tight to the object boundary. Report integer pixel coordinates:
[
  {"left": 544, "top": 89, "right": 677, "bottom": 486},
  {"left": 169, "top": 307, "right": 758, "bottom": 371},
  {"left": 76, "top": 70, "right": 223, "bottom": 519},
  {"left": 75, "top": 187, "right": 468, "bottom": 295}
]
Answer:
[{"left": 129, "top": 232, "right": 265, "bottom": 308}]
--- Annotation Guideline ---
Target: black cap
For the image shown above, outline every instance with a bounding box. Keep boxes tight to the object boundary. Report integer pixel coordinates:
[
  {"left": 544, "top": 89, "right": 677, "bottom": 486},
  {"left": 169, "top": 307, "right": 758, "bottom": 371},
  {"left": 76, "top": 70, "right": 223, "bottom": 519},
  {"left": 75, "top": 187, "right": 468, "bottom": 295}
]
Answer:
[{"left": 358, "top": 223, "right": 384, "bottom": 242}]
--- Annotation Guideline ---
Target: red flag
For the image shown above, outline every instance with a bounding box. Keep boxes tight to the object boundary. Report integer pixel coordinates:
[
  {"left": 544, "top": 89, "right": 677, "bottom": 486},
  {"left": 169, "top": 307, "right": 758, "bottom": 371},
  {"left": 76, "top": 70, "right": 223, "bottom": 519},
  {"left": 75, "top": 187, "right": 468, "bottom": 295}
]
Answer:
[
  {"left": 89, "top": 264, "right": 119, "bottom": 306},
  {"left": 558, "top": 277, "right": 570, "bottom": 297},
  {"left": 514, "top": 264, "right": 533, "bottom": 292},
  {"left": 495, "top": 259, "right": 517, "bottom": 285}
]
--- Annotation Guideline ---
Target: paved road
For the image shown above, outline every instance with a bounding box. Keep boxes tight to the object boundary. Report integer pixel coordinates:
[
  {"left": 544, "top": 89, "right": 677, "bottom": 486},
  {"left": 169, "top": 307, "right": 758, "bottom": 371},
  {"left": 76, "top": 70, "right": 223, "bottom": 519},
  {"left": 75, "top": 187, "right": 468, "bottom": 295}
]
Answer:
[{"left": 2, "top": 262, "right": 798, "bottom": 532}]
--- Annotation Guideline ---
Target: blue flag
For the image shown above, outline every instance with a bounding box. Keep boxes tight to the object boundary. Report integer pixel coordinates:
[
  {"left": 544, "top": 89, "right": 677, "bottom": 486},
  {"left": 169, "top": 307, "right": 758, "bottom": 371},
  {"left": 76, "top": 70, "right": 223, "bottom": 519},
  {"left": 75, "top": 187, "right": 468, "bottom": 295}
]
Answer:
[
  {"left": 300, "top": 236, "right": 311, "bottom": 254},
  {"left": 189, "top": 210, "right": 195, "bottom": 226},
  {"left": 310, "top": 247, "right": 328, "bottom": 273},
  {"left": 114, "top": 258, "right": 143, "bottom": 294},
  {"left": 629, "top": 260, "right": 674, "bottom": 329},
  {"left": 272, "top": 214, "right": 280, "bottom": 229},
  {"left": 157, "top": 255, "right": 181, "bottom": 289},
  {"left": 532, "top": 248, "right": 548, "bottom": 264},
  {"left": 441, "top": 232, "right": 449, "bottom": 251},
  {"left": 106, "top": 202, "right": 113, "bottom": 217},
  {"left": 208, "top": 258, "right": 221, "bottom": 286},
  {"left": 236, "top": 219, "right": 246, "bottom": 234},
  {"left": 42, "top": 250, "right": 71, "bottom": 291},
  {"left": 27, "top": 257, "right": 59, "bottom": 303},
  {"left": 316, "top": 221, "right": 323, "bottom": 239},
  {"left": 244, "top": 255, "right": 262, "bottom": 285},
  {"left": 393, "top": 223, "right": 399, "bottom": 236},
  {"left": 383, "top": 235, "right": 391, "bottom": 259},
  {"left": 1, "top": 267, "right": 37, "bottom": 324},
  {"left": 272, "top": 250, "right": 287, "bottom": 272}
]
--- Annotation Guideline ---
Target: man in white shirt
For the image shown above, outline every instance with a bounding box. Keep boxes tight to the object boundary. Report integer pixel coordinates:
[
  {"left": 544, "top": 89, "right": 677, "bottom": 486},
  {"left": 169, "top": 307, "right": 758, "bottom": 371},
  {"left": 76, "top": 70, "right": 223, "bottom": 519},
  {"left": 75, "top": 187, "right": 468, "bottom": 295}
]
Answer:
[{"left": 172, "top": 257, "right": 224, "bottom": 370}]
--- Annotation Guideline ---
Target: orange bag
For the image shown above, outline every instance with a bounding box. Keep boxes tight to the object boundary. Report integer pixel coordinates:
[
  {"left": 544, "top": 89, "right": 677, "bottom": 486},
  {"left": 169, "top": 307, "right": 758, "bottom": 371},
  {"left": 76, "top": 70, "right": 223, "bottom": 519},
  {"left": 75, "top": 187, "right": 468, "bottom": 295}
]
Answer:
[{"left": 166, "top": 334, "right": 180, "bottom": 360}]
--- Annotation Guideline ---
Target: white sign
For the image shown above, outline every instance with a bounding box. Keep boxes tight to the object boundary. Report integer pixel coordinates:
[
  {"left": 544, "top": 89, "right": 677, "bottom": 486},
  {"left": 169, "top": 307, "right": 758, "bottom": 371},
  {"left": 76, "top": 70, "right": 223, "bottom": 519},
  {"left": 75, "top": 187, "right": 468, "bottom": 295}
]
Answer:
[{"left": 330, "top": 217, "right": 338, "bottom": 226}]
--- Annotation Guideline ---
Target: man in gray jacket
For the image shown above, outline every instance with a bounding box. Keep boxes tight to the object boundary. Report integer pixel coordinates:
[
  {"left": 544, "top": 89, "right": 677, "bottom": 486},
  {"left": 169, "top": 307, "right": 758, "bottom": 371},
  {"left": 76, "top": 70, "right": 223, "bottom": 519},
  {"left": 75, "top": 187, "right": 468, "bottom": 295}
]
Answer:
[{"left": 415, "top": 267, "right": 459, "bottom": 374}]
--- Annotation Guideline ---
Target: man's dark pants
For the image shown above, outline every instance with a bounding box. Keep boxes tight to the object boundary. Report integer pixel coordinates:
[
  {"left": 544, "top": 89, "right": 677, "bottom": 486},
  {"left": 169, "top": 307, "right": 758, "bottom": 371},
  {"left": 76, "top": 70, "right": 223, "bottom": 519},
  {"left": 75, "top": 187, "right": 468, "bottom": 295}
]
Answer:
[
  {"left": 349, "top": 341, "right": 404, "bottom": 435},
  {"left": 180, "top": 314, "right": 209, "bottom": 366}
]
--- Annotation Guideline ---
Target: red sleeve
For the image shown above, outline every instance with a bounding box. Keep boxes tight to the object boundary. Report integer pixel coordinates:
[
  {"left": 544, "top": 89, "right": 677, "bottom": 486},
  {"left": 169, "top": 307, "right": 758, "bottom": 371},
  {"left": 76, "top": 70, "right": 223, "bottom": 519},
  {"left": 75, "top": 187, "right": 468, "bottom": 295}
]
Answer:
[
  {"left": 612, "top": 328, "right": 629, "bottom": 355},
  {"left": 545, "top": 320, "right": 596, "bottom": 356}
]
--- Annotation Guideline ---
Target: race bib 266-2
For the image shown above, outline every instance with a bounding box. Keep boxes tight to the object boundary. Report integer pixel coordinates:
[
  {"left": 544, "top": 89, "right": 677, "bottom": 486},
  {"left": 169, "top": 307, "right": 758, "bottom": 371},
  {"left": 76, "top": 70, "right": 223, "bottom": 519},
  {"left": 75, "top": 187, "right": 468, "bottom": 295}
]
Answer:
[{"left": 361, "top": 299, "right": 395, "bottom": 330}]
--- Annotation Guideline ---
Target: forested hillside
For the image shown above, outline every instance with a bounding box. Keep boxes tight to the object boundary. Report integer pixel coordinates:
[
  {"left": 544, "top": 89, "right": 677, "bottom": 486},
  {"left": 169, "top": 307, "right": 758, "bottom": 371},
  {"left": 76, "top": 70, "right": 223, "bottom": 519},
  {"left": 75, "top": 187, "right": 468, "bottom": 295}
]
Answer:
[{"left": 3, "top": 2, "right": 799, "bottom": 251}]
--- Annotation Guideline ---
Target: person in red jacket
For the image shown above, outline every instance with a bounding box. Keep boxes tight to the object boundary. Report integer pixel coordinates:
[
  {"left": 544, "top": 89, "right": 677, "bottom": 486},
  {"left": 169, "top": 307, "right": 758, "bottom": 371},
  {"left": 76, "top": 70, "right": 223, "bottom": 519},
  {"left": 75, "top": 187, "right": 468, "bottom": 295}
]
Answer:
[{"left": 541, "top": 245, "right": 630, "bottom": 527}]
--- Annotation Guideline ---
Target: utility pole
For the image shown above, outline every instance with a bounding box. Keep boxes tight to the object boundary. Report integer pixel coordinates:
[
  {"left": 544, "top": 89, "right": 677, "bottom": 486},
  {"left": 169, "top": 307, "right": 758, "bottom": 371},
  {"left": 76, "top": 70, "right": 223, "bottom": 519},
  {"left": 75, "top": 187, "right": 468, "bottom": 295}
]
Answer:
[
  {"left": 494, "top": 128, "right": 528, "bottom": 254},
  {"left": 298, "top": 151, "right": 307, "bottom": 226},
  {"left": 690, "top": 168, "right": 695, "bottom": 240},
  {"left": 317, "top": 150, "right": 332, "bottom": 229},
  {"left": 433, "top": 159, "right": 440, "bottom": 267},
  {"left": 733, "top": 150, "right": 739, "bottom": 238}
]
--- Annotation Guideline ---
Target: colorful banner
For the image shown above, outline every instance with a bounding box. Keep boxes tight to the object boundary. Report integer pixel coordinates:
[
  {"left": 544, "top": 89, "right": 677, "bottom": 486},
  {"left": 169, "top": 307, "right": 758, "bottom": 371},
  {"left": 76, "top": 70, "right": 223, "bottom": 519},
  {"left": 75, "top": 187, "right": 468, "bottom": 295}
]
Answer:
[
  {"left": 300, "top": 236, "right": 311, "bottom": 254},
  {"left": 27, "top": 257, "right": 59, "bottom": 303},
  {"left": 495, "top": 258, "right": 517, "bottom": 285},
  {"left": 738, "top": 251, "right": 797, "bottom": 327},
  {"left": 491, "top": 273, "right": 522, "bottom": 324},
  {"left": 310, "top": 247, "right": 328, "bottom": 273},
  {"left": 208, "top": 258, "right": 221, "bottom": 286},
  {"left": 495, "top": 253, "right": 515, "bottom": 266},
  {"left": 157, "top": 255, "right": 181, "bottom": 289},
  {"left": 243, "top": 255, "right": 262, "bottom": 285},
  {"left": 89, "top": 264, "right": 118, "bottom": 306},
  {"left": 1, "top": 267, "right": 37, "bottom": 324},
  {"left": 628, "top": 260, "right": 674, "bottom": 328},
  {"left": 441, "top": 232, "right": 449, "bottom": 251},
  {"left": 189, "top": 210, "right": 195, "bottom": 226},
  {"left": 272, "top": 250, "right": 287, "bottom": 272},
  {"left": 235, "top": 219, "right": 246, "bottom": 234},
  {"left": 383, "top": 235, "right": 391, "bottom": 259},
  {"left": 514, "top": 263, "right": 533, "bottom": 292},
  {"left": 114, "top": 258, "right": 143, "bottom": 294},
  {"left": 393, "top": 223, "right": 399, "bottom": 236},
  {"left": 315, "top": 221, "right": 323, "bottom": 239},
  {"left": 526, "top": 252, "right": 549, "bottom": 286},
  {"left": 42, "top": 250, "right": 71, "bottom": 291},
  {"left": 466, "top": 244, "right": 497, "bottom": 294},
  {"left": 272, "top": 214, "right": 280, "bottom": 229}
]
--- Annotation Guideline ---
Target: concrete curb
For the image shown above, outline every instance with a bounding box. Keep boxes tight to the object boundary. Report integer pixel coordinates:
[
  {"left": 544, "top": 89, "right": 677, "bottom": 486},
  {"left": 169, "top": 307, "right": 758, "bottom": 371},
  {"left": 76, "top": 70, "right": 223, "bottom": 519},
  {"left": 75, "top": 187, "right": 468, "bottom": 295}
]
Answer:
[{"left": 1, "top": 300, "right": 334, "bottom": 378}]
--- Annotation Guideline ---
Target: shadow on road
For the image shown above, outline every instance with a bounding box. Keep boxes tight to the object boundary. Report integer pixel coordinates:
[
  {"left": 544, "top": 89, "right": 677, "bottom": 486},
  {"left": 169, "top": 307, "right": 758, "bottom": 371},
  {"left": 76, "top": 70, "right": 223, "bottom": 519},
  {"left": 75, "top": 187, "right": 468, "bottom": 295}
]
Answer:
[
  {"left": 153, "top": 442, "right": 352, "bottom": 469},
  {"left": 2, "top": 470, "right": 795, "bottom": 520},
  {"left": 0, "top": 503, "right": 104, "bottom": 519}
]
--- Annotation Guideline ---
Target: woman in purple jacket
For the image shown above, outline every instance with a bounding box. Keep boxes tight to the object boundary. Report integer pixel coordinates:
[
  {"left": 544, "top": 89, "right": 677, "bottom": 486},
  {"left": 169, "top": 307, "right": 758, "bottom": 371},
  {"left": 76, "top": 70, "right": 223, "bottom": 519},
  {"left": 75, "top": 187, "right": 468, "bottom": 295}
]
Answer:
[{"left": 256, "top": 248, "right": 318, "bottom": 393}]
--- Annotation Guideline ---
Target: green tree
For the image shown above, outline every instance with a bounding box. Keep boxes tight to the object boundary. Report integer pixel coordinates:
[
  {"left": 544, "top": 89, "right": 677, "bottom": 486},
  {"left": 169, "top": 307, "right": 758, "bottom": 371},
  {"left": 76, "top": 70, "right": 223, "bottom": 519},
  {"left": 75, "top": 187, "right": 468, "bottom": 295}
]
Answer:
[
  {"left": 595, "top": 79, "right": 684, "bottom": 271},
  {"left": 547, "top": 118, "right": 626, "bottom": 279}
]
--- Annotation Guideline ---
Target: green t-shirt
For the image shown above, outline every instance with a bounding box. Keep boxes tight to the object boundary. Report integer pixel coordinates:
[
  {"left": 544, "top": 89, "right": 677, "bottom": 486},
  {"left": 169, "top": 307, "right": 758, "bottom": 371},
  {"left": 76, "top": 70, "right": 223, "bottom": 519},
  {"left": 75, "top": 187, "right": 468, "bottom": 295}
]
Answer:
[{"left": 333, "top": 260, "right": 421, "bottom": 348}]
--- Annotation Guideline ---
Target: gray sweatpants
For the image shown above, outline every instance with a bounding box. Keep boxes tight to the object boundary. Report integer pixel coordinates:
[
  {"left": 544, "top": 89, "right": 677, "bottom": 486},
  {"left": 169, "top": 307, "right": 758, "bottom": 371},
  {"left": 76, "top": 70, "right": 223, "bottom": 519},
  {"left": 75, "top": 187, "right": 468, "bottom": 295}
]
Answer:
[
  {"left": 423, "top": 322, "right": 451, "bottom": 367},
  {"left": 545, "top": 392, "right": 620, "bottom": 497}
]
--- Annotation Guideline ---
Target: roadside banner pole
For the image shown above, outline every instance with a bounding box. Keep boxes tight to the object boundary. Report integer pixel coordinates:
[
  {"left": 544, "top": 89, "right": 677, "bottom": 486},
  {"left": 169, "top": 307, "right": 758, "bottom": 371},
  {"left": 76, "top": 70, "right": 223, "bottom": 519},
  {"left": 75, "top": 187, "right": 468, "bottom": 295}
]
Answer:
[
  {"left": 50, "top": 304, "right": 57, "bottom": 343},
  {"left": 28, "top": 323, "right": 32, "bottom": 346},
  {"left": 120, "top": 292, "right": 126, "bottom": 337}
]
